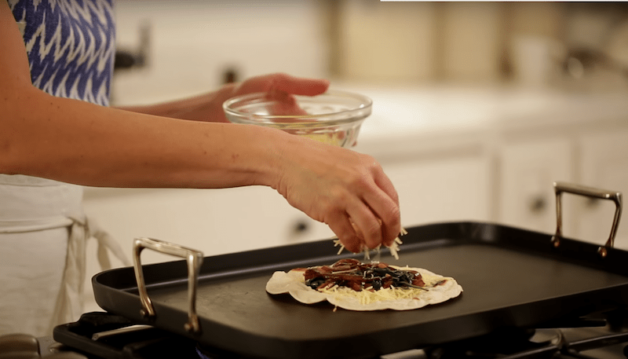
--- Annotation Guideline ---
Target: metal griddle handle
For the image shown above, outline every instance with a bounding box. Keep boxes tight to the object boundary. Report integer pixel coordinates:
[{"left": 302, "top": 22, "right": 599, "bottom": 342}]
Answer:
[
  {"left": 552, "top": 182, "right": 623, "bottom": 257},
  {"left": 133, "top": 237, "right": 204, "bottom": 334}
]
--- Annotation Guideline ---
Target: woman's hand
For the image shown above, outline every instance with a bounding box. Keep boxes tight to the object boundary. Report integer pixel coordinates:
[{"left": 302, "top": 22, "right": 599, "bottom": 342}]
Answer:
[
  {"left": 220, "top": 74, "right": 399, "bottom": 252},
  {"left": 118, "top": 73, "right": 329, "bottom": 123},
  {"left": 269, "top": 132, "right": 401, "bottom": 254},
  {"left": 208, "top": 73, "right": 329, "bottom": 122}
]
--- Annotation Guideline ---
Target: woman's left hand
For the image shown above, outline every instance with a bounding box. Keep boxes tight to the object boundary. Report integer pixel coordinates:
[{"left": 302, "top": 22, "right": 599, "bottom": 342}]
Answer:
[
  {"left": 207, "top": 73, "right": 330, "bottom": 123},
  {"left": 118, "top": 73, "right": 329, "bottom": 123}
]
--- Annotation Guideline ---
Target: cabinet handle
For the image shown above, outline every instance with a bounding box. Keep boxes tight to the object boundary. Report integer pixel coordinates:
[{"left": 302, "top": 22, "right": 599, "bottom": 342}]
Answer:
[
  {"left": 585, "top": 197, "right": 600, "bottom": 208},
  {"left": 551, "top": 182, "right": 623, "bottom": 257},
  {"left": 292, "top": 220, "right": 309, "bottom": 234},
  {"left": 529, "top": 196, "right": 546, "bottom": 213}
]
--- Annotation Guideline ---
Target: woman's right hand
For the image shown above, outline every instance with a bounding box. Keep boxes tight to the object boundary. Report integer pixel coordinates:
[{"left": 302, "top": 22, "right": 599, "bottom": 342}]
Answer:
[{"left": 269, "top": 133, "right": 401, "bottom": 254}]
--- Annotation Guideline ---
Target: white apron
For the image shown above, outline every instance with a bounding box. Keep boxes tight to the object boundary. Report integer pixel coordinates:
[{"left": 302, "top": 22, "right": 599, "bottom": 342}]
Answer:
[{"left": 0, "top": 174, "right": 129, "bottom": 336}]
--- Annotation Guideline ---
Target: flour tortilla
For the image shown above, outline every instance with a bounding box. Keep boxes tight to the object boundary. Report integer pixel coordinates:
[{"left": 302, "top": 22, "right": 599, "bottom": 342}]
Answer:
[{"left": 266, "top": 265, "right": 462, "bottom": 311}]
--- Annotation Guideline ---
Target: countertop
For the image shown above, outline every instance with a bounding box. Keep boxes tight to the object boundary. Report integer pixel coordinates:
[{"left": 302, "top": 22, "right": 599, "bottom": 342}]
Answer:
[{"left": 337, "top": 82, "right": 628, "bottom": 141}]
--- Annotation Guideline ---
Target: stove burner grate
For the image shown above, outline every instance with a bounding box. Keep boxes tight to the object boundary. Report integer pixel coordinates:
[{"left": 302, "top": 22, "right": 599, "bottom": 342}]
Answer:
[{"left": 5, "top": 309, "right": 628, "bottom": 359}]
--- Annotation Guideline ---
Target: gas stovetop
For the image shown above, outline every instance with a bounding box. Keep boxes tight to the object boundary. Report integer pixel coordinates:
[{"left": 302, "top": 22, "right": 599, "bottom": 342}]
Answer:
[{"left": 3, "top": 310, "right": 628, "bottom": 359}]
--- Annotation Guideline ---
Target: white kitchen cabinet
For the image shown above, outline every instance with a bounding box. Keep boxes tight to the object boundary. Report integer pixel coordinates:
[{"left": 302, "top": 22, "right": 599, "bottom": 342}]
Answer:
[
  {"left": 498, "top": 138, "right": 575, "bottom": 235},
  {"left": 578, "top": 129, "right": 628, "bottom": 250},
  {"left": 82, "top": 186, "right": 334, "bottom": 264},
  {"left": 496, "top": 125, "right": 628, "bottom": 250},
  {"left": 383, "top": 155, "right": 491, "bottom": 227}
]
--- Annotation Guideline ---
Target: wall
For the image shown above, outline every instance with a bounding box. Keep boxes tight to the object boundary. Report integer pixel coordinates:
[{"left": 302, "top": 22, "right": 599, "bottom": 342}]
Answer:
[
  {"left": 112, "top": 0, "right": 328, "bottom": 106},
  {"left": 335, "top": 0, "right": 438, "bottom": 82},
  {"left": 112, "top": 1, "right": 628, "bottom": 99}
]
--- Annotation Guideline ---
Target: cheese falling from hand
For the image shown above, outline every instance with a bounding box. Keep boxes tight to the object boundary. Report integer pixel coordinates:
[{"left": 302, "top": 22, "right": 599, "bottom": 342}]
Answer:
[{"left": 333, "top": 227, "right": 407, "bottom": 260}]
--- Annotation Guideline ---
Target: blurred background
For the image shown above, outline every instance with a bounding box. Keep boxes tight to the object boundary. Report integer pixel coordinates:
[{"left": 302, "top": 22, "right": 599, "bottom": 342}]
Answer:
[
  {"left": 83, "top": 0, "right": 628, "bottom": 307},
  {"left": 110, "top": 1, "right": 628, "bottom": 101}
]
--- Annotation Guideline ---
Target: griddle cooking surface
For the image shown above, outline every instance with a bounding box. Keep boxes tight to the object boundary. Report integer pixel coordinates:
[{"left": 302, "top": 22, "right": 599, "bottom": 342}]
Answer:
[
  {"left": 93, "top": 222, "right": 628, "bottom": 359},
  {"left": 150, "top": 244, "right": 624, "bottom": 341}
]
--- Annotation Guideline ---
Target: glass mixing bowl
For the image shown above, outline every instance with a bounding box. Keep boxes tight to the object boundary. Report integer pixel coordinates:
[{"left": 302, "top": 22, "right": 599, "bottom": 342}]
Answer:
[{"left": 222, "top": 90, "right": 372, "bottom": 148}]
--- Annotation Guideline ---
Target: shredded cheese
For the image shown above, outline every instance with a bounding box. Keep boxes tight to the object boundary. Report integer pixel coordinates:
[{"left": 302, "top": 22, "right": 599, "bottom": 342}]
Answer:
[
  {"left": 332, "top": 227, "right": 407, "bottom": 260},
  {"left": 318, "top": 283, "right": 427, "bottom": 305}
]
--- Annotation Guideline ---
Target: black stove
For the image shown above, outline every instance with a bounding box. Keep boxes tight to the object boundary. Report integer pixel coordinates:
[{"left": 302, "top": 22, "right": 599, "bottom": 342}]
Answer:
[
  {"left": 3, "top": 309, "right": 628, "bottom": 359},
  {"left": 412, "top": 307, "right": 628, "bottom": 359}
]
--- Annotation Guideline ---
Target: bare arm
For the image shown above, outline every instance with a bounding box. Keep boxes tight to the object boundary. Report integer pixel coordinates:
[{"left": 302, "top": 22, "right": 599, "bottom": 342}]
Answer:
[
  {"left": 0, "top": 2, "right": 401, "bottom": 252},
  {"left": 0, "top": 4, "right": 275, "bottom": 189},
  {"left": 115, "top": 91, "right": 228, "bottom": 122},
  {"left": 115, "top": 77, "right": 329, "bottom": 123}
]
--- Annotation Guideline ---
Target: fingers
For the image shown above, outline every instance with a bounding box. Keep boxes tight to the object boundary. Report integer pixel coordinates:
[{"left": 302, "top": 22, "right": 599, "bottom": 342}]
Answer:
[
  {"left": 265, "top": 91, "right": 309, "bottom": 116},
  {"left": 346, "top": 199, "right": 383, "bottom": 250},
  {"left": 342, "top": 159, "right": 400, "bottom": 249},
  {"left": 270, "top": 73, "right": 329, "bottom": 96},
  {"left": 369, "top": 169, "right": 401, "bottom": 246},
  {"left": 362, "top": 187, "right": 400, "bottom": 247},
  {"left": 373, "top": 166, "right": 399, "bottom": 208},
  {"left": 327, "top": 213, "right": 363, "bottom": 253},
  {"left": 237, "top": 73, "right": 329, "bottom": 97},
  {"left": 229, "top": 73, "right": 329, "bottom": 120},
  {"left": 332, "top": 180, "right": 400, "bottom": 251}
]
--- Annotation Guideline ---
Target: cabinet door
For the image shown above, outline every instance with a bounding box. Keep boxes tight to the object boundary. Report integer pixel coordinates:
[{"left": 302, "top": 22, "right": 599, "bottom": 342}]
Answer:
[
  {"left": 499, "top": 138, "right": 575, "bottom": 234},
  {"left": 382, "top": 155, "right": 491, "bottom": 227},
  {"left": 578, "top": 130, "right": 628, "bottom": 250}
]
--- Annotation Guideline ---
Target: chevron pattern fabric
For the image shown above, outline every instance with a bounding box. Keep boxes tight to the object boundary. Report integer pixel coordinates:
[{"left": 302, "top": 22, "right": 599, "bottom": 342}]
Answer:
[{"left": 8, "top": 0, "right": 115, "bottom": 106}]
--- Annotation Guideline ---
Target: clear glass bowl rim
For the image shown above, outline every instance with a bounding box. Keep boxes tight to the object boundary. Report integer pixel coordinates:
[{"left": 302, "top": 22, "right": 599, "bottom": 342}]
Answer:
[{"left": 222, "top": 90, "right": 373, "bottom": 127}]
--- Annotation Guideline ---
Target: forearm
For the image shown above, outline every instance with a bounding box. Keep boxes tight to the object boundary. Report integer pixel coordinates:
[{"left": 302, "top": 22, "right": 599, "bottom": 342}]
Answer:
[
  {"left": 1, "top": 85, "right": 282, "bottom": 189},
  {"left": 116, "top": 84, "right": 235, "bottom": 122}
]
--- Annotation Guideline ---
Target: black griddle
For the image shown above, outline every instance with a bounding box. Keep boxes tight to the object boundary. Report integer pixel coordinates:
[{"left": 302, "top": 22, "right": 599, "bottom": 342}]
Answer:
[{"left": 90, "top": 221, "right": 628, "bottom": 359}]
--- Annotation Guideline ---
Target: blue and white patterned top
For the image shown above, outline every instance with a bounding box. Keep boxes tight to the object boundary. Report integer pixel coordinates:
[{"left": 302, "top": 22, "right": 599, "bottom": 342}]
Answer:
[{"left": 8, "top": 0, "right": 115, "bottom": 106}]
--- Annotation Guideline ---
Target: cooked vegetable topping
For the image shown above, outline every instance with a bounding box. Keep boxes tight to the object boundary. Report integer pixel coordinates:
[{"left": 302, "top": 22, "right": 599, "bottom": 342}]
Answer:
[{"left": 304, "top": 259, "right": 427, "bottom": 292}]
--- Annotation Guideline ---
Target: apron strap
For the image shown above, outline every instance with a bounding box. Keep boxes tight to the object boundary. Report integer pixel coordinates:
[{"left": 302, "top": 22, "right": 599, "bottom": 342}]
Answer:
[
  {"left": 50, "top": 214, "right": 130, "bottom": 331},
  {"left": 85, "top": 216, "right": 132, "bottom": 270}
]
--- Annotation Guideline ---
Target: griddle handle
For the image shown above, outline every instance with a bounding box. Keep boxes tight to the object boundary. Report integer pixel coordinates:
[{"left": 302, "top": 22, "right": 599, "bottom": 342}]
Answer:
[
  {"left": 552, "top": 182, "right": 623, "bottom": 257},
  {"left": 133, "top": 237, "right": 204, "bottom": 334}
]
